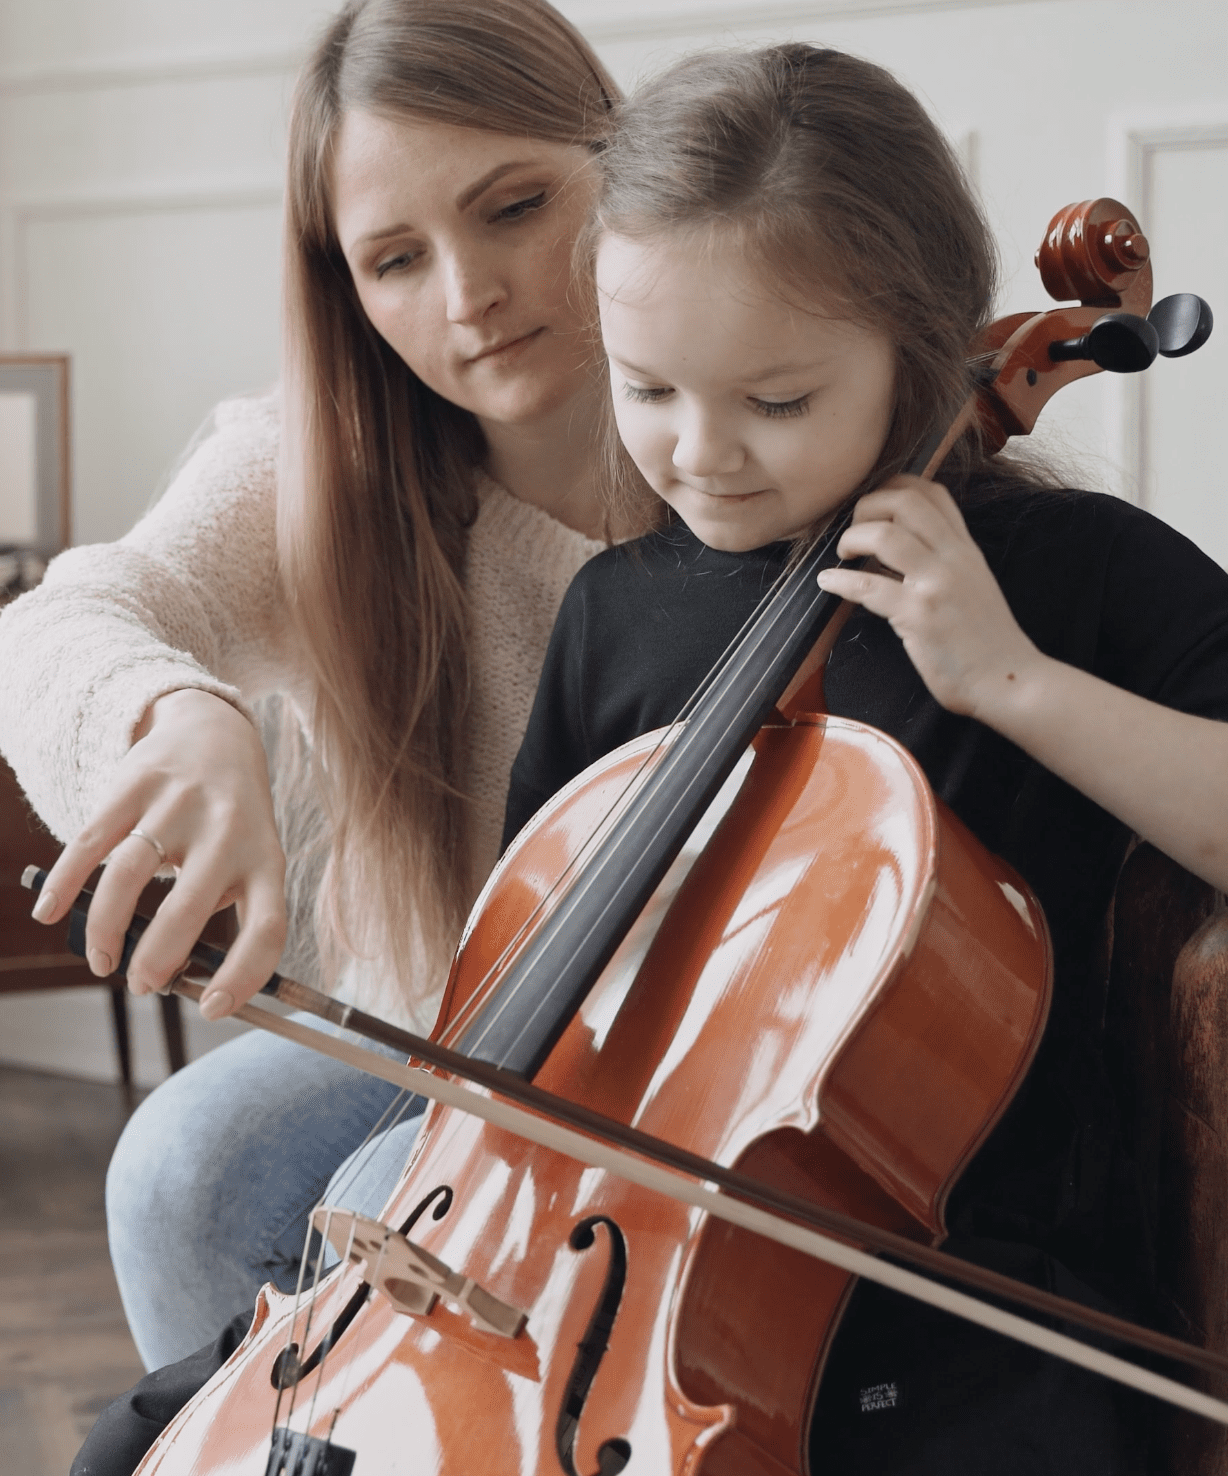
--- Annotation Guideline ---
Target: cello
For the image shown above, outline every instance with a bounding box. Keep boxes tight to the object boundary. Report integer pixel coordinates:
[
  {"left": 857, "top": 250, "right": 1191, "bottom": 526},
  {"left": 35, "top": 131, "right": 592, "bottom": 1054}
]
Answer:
[{"left": 52, "top": 197, "right": 1221, "bottom": 1474}]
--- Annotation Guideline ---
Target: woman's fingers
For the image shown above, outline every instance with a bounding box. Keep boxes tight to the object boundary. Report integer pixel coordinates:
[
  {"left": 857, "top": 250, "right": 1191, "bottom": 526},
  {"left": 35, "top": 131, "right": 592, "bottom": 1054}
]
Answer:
[
  {"left": 197, "top": 871, "right": 289, "bottom": 1019},
  {"left": 117, "top": 849, "right": 225, "bottom": 996},
  {"left": 78, "top": 829, "right": 170, "bottom": 977},
  {"left": 31, "top": 688, "right": 289, "bottom": 1018},
  {"left": 32, "top": 789, "right": 148, "bottom": 929},
  {"left": 122, "top": 847, "right": 287, "bottom": 1013}
]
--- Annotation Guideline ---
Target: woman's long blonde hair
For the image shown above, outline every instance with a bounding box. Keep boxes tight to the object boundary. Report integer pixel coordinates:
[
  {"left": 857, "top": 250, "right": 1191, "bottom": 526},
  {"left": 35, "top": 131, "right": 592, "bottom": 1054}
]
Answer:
[{"left": 280, "top": 0, "right": 617, "bottom": 995}]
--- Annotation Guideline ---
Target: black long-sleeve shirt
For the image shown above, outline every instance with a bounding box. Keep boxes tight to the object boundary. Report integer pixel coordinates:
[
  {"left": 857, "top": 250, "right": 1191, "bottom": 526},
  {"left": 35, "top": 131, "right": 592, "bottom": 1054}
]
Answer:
[{"left": 503, "top": 483, "right": 1228, "bottom": 1472}]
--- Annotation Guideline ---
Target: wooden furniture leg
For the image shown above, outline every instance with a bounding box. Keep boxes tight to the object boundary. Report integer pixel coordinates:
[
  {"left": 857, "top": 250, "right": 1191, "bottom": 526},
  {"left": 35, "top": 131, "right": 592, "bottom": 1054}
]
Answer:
[
  {"left": 107, "top": 983, "right": 132, "bottom": 1089},
  {"left": 158, "top": 991, "right": 187, "bottom": 1074}
]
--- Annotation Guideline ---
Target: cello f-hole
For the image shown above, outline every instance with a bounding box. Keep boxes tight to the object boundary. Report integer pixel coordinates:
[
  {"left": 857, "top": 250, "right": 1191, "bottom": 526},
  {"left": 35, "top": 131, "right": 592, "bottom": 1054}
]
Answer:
[
  {"left": 556, "top": 1215, "right": 632, "bottom": 1476},
  {"left": 271, "top": 1186, "right": 455, "bottom": 1390},
  {"left": 398, "top": 1183, "right": 453, "bottom": 1236}
]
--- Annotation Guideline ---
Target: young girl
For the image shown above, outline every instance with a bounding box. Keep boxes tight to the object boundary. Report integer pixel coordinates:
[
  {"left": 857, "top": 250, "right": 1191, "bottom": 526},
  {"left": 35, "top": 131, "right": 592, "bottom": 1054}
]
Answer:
[{"left": 504, "top": 44, "right": 1228, "bottom": 1473}]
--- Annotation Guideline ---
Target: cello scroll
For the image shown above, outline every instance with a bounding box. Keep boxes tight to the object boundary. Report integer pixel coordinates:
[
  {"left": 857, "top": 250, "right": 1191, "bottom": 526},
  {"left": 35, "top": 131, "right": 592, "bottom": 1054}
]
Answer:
[{"left": 969, "top": 196, "right": 1212, "bottom": 452}]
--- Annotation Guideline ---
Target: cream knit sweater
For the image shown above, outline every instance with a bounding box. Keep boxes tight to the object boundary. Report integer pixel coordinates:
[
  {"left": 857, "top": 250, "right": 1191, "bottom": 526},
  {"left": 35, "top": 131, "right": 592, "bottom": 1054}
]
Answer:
[{"left": 0, "top": 394, "right": 604, "bottom": 1030}]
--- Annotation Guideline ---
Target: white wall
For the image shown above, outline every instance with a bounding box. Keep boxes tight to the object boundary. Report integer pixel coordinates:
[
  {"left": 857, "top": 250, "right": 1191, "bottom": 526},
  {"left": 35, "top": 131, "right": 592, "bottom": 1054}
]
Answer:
[
  {"left": 1, "top": 0, "right": 1225, "bottom": 547},
  {"left": 0, "top": 985, "right": 250, "bottom": 1089},
  {"left": 1, "top": 0, "right": 1225, "bottom": 1081}
]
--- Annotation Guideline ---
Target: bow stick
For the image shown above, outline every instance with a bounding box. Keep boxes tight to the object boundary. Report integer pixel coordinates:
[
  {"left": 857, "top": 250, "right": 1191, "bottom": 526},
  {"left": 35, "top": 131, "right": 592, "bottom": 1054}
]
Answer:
[{"left": 23, "top": 867, "right": 1228, "bottom": 1426}]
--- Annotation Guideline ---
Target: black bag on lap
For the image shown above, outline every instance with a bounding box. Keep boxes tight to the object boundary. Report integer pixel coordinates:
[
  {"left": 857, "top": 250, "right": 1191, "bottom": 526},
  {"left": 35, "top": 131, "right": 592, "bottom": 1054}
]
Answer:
[{"left": 71, "top": 1310, "right": 251, "bottom": 1476}]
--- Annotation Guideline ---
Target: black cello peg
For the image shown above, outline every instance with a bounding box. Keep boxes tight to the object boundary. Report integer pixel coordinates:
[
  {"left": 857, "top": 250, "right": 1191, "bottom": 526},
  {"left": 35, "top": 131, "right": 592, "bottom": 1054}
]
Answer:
[
  {"left": 1049, "top": 312, "right": 1159, "bottom": 373},
  {"left": 1148, "top": 293, "right": 1214, "bottom": 358}
]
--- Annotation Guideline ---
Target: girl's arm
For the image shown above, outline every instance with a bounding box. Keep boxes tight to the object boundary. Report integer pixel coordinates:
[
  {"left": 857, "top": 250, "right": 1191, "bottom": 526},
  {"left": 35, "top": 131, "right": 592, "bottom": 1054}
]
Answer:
[{"left": 817, "top": 476, "right": 1228, "bottom": 893}]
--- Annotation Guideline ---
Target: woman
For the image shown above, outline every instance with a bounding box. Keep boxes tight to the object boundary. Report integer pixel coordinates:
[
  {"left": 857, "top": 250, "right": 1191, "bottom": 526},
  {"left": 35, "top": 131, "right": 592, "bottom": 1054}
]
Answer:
[{"left": 0, "top": 0, "right": 622, "bottom": 1372}]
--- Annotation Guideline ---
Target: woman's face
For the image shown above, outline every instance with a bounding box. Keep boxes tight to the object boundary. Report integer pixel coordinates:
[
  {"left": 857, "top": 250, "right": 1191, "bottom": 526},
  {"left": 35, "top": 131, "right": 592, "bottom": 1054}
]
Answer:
[{"left": 332, "top": 111, "right": 600, "bottom": 431}]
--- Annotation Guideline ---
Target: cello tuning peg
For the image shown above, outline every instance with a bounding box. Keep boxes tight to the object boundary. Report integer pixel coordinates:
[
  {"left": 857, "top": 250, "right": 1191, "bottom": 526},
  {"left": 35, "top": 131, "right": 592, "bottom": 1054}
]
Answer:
[
  {"left": 1148, "top": 294, "right": 1214, "bottom": 358},
  {"left": 1048, "top": 311, "right": 1159, "bottom": 373}
]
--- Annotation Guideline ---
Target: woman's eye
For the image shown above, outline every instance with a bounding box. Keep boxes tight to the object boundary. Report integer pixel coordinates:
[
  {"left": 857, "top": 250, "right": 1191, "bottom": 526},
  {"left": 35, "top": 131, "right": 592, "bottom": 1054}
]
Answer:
[
  {"left": 622, "top": 384, "right": 672, "bottom": 404},
  {"left": 751, "top": 394, "right": 811, "bottom": 419},
  {"left": 495, "top": 191, "right": 547, "bottom": 223},
  {"left": 375, "top": 250, "right": 418, "bottom": 279}
]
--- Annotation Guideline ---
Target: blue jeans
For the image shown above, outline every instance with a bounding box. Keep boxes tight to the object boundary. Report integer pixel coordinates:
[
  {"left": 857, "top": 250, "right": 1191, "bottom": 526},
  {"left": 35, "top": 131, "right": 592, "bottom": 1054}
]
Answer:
[{"left": 106, "top": 1015, "right": 425, "bottom": 1370}]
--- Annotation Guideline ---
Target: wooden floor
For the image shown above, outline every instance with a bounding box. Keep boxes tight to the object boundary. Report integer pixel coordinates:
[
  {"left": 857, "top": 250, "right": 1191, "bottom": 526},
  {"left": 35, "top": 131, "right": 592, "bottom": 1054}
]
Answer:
[{"left": 0, "top": 1065, "right": 146, "bottom": 1475}]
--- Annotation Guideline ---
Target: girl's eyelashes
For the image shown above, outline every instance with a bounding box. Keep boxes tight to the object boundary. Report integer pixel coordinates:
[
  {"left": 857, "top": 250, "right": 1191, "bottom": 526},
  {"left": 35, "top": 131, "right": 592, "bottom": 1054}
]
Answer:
[
  {"left": 622, "top": 383, "right": 672, "bottom": 404},
  {"left": 751, "top": 394, "right": 812, "bottom": 419},
  {"left": 620, "top": 383, "right": 814, "bottom": 417}
]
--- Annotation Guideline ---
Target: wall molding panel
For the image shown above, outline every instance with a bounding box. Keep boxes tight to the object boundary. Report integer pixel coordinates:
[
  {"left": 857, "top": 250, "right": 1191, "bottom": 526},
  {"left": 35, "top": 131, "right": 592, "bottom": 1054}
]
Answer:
[
  {"left": 0, "top": 46, "right": 301, "bottom": 97},
  {"left": 0, "top": 0, "right": 1052, "bottom": 82},
  {"left": 5, "top": 184, "right": 283, "bottom": 351},
  {"left": 11, "top": 181, "right": 283, "bottom": 222},
  {"left": 568, "top": 0, "right": 1051, "bottom": 42},
  {"left": 1105, "top": 105, "right": 1228, "bottom": 506}
]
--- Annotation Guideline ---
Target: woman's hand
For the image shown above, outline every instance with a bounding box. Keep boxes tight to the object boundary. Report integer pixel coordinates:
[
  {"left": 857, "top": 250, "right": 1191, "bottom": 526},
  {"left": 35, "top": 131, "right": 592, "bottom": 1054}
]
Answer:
[
  {"left": 31, "top": 688, "right": 287, "bottom": 1019},
  {"left": 816, "top": 475, "right": 1042, "bottom": 719}
]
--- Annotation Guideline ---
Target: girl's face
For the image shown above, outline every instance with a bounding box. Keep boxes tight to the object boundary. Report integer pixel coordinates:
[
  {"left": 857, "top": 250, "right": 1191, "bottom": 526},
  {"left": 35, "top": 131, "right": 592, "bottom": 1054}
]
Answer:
[
  {"left": 596, "top": 231, "right": 897, "bottom": 551},
  {"left": 333, "top": 111, "right": 600, "bottom": 430}
]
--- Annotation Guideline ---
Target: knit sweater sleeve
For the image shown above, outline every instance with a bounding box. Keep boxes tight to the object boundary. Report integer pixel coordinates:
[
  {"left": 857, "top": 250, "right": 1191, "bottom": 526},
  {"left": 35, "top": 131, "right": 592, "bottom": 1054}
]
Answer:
[{"left": 0, "top": 394, "right": 292, "bottom": 842}]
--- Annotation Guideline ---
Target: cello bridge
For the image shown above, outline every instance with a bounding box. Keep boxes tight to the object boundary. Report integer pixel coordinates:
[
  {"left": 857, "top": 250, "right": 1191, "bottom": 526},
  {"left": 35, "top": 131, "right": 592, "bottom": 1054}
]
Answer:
[{"left": 311, "top": 1207, "right": 527, "bottom": 1339}]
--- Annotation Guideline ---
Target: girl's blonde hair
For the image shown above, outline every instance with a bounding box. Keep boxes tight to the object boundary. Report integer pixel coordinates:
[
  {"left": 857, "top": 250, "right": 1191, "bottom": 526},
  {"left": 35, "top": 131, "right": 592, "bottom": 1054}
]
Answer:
[
  {"left": 595, "top": 44, "right": 1003, "bottom": 528},
  {"left": 280, "top": 0, "right": 617, "bottom": 995}
]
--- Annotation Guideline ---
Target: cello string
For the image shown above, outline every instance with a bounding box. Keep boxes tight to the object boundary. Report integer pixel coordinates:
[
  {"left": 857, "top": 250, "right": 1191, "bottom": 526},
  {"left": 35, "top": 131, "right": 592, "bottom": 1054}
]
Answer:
[
  {"left": 274, "top": 1204, "right": 339, "bottom": 1438},
  {"left": 301, "top": 1213, "right": 380, "bottom": 1441},
  {"left": 456, "top": 529, "right": 844, "bottom": 1059},
  {"left": 270, "top": 1188, "right": 339, "bottom": 1436},
  {"left": 433, "top": 737, "right": 678, "bottom": 1048},
  {"left": 284, "top": 1206, "right": 341, "bottom": 1434},
  {"left": 432, "top": 529, "right": 816, "bottom": 1052},
  {"left": 447, "top": 520, "right": 840, "bottom": 1057},
  {"left": 293, "top": 1210, "right": 364, "bottom": 1437},
  {"left": 269, "top": 1085, "right": 420, "bottom": 1433},
  {"left": 453, "top": 422, "right": 954, "bottom": 1055}
]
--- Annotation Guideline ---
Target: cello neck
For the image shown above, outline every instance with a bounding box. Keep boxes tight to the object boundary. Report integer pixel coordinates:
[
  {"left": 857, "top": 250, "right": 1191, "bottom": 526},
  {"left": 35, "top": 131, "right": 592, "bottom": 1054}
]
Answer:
[
  {"left": 456, "top": 514, "right": 854, "bottom": 1078},
  {"left": 455, "top": 396, "right": 980, "bottom": 1079}
]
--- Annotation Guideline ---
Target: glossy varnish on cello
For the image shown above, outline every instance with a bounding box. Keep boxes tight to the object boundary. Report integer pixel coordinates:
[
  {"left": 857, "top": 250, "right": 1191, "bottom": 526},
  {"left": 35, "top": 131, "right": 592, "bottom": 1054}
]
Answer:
[
  {"left": 117, "top": 197, "right": 1214, "bottom": 1476},
  {"left": 136, "top": 717, "right": 1049, "bottom": 1476}
]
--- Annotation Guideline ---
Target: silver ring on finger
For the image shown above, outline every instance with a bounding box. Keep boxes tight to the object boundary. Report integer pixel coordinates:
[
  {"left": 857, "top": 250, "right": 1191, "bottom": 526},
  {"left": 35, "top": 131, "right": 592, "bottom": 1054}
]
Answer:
[{"left": 128, "top": 827, "right": 169, "bottom": 865}]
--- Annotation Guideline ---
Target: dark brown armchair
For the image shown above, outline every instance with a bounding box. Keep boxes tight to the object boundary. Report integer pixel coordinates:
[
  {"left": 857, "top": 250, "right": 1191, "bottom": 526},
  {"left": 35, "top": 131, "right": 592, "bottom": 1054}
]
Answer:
[{"left": 1103, "top": 841, "right": 1228, "bottom": 1474}]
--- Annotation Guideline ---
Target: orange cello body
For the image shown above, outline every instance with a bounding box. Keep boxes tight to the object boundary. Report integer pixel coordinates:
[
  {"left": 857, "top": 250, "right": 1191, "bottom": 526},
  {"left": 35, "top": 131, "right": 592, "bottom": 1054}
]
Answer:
[{"left": 136, "top": 710, "right": 1050, "bottom": 1476}]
